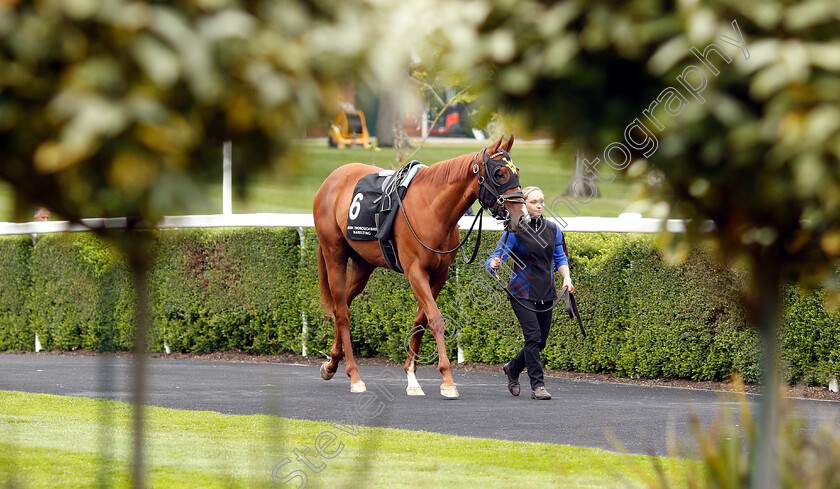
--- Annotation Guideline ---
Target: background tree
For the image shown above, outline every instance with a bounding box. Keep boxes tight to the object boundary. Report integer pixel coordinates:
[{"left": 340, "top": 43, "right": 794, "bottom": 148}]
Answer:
[
  {"left": 402, "top": 71, "right": 472, "bottom": 164},
  {"left": 434, "top": 1, "right": 840, "bottom": 488},
  {"left": 564, "top": 149, "right": 600, "bottom": 199},
  {"left": 375, "top": 85, "right": 406, "bottom": 149}
]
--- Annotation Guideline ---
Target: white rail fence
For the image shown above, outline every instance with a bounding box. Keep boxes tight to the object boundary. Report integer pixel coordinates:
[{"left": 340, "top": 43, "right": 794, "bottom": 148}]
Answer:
[{"left": 0, "top": 212, "right": 703, "bottom": 236}]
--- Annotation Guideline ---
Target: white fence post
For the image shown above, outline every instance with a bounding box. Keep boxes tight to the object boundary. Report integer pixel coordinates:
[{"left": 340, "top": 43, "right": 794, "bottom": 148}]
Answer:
[
  {"left": 223, "top": 141, "right": 232, "bottom": 215},
  {"left": 296, "top": 226, "right": 308, "bottom": 357}
]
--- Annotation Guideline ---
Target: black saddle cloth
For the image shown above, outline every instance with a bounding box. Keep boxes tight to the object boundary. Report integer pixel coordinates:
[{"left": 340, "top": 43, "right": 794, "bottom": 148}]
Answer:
[
  {"left": 345, "top": 161, "right": 425, "bottom": 271},
  {"left": 346, "top": 173, "right": 406, "bottom": 242}
]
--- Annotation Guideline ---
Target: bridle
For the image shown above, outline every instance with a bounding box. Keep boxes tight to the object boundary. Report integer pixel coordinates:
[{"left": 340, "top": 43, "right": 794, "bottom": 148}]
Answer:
[
  {"left": 473, "top": 147, "right": 525, "bottom": 222},
  {"left": 396, "top": 145, "right": 527, "bottom": 263}
]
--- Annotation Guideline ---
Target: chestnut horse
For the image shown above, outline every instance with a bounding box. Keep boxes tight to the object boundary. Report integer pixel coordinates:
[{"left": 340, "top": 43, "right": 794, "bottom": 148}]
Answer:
[{"left": 313, "top": 136, "right": 529, "bottom": 398}]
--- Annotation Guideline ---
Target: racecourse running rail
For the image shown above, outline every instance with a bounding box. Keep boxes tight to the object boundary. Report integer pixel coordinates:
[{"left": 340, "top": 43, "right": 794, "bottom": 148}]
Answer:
[{"left": 0, "top": 212, "right": 710, "bottom": 236}]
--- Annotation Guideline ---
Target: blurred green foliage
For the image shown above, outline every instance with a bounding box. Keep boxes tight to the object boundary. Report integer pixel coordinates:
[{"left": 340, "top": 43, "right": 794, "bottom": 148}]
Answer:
[
  {"left": 630, "top": 384, "right": 840, "bottom": 489},
  {"left": 0, "top": 0, "right": 423, "bottom": 223},
  {"left": 452, "top": 0, "right": 840, "bottom": 270},
  {"left": 2, "top": 0, "right": 837, "bottom": 280},
  {"left": 442, "top": 0, "right": 840, "bottom": 285},
  {"left": 438, "top": 6, "right": 840, "bottom": 482}
]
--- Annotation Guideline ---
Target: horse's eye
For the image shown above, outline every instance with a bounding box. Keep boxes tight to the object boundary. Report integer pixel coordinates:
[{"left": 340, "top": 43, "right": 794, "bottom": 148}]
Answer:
[{"left": 494, "top": 168, "right": 509, "bottom": 184}]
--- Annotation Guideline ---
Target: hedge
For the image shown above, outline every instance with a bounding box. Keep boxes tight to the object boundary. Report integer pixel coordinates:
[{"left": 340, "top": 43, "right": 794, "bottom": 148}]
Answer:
[
  {"left": 150, "top": 228, "right": 301, "bottom": 354},
  {"left": 0, "top": 235, "right": 31, "bottom": 350},
  {"left": 28, "top": 233, "right": 134, "bottom": 351},
  {"left": 0, "top": 228, "right": 838, "bottom": 386}
]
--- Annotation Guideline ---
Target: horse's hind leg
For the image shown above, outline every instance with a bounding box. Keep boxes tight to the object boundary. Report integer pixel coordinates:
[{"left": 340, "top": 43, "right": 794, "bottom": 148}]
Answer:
[
  {"left": 322, "top": 256, "right": 373, "bottom": 380},
  {"left": 321, "top": 324, "right": 343, "bottom": 380},
  {"left": 320, "top": 251, "right": 346, "bottom": 381},
  {"left": 321, "top": 247, "right": 366, "bottom": 393},
  {"left": 404, "top": 308, "right": 427, "bottom": 396},
  {"left": 346, "top": 256, "right": 376, "bottom": 305},
  {"left": 340, "top": 256, "right": 375, "bottom": 385}
]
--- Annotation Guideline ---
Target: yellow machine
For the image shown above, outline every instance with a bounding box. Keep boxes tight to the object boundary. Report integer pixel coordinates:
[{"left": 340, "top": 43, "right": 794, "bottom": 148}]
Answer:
[{"left": 328, "top": 110, "right": 370, "bottom": 148}]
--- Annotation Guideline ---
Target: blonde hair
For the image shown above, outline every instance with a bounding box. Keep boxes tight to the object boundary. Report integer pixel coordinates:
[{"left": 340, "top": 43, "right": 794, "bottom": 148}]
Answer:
[{"left": 521, "top": 186, "right": 542, "bottom": 200}]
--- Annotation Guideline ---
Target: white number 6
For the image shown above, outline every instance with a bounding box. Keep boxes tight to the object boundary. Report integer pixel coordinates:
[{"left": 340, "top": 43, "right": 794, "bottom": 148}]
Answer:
[{"left": 349, "top": 193, "right": 363, "bottom": 220}]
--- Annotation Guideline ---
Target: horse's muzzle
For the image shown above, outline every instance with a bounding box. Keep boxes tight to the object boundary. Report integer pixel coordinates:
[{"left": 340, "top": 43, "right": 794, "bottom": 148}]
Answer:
[{"left": 510, "top": 214, "right": 530, "bottom": 233}]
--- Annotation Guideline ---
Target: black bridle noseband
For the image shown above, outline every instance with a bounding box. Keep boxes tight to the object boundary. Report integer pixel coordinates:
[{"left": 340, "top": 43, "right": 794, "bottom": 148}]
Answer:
[
  {"left": 473, "top": 147, "right": 526, "bottom": 222},
  {"left": 396, "top": 145, "right": 526, "bottom": 263}
]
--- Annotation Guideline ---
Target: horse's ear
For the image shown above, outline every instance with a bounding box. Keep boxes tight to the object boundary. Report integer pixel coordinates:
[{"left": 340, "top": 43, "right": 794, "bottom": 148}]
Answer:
[
  {"left": 502, "top": 135, "right": 515, "bottom": 153},
  {"left": 488, "top": 136, "right": 504, "bottom": 154}
]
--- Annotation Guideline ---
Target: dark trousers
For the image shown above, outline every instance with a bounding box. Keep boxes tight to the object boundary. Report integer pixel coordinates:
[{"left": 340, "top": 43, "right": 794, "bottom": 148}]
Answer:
[{"left": 508, "top": 297, "right": 553, "bottom": 389}]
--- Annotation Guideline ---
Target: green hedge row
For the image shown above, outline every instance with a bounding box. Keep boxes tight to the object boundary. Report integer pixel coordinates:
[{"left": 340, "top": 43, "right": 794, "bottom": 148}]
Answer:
[
  {"left": 0, "top": 236, "right": 31, "bottom": 350},
  {"left": 28, "top": 233, "right": 135, "bottom": 351},
  {"left": 0, "top": 228, "right": 837, "bottom": 385},
  {"left": 150, "top": 228, "right": 301, "bottom": 355}
]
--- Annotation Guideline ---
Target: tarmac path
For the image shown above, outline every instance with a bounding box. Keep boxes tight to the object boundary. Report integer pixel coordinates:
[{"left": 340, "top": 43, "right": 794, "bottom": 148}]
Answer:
[{"left": 1, "top": 354, "right": 837, "bottom": 456}]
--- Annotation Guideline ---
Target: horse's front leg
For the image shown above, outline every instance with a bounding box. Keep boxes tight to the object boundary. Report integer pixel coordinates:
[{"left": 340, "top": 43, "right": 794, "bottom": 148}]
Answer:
[{"left": 405, "top": 267, "right": 458, "bottom": 398}]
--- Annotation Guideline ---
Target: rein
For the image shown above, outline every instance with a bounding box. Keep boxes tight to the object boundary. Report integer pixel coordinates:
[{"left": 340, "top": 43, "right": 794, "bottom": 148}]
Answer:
[
  {"left": 489, "top": 230, "right": 587, "bottom": 337},
  {"left": 491, "top": 267, "right": 586, "bottom": 338},
  {"left": 396, "top": 191, "right": 485, "bottom": 264},
  {"left": 392, "top": 146, "right": 524, "bottom": 265},
  {"left": 490, "top": 229, "right": 564, "bottom": 313}
]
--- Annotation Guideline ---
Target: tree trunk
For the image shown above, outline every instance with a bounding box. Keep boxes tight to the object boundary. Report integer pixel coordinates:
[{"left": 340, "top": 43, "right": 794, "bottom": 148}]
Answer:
[
  {"left": 563, "top": 149, "right": 600, "bottom": 199},
  {"left": 375, "top": 86, "right": 410, "bottom": 164},
  {"left": 376, "top": 89, "right": 399, "bottom": 148},
  {"left": 749, "top": 254, "right": 782, "bottom": 489}
]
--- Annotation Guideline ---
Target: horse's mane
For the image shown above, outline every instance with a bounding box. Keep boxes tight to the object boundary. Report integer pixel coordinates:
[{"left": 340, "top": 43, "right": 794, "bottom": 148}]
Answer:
[{"left": 412, "top": 153, "right": 473, "bottom": 187}]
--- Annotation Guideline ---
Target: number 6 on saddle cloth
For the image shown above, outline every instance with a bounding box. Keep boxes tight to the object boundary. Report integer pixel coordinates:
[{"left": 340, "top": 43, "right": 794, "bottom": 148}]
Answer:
[{"left": 345, "top": 160, "right": 428, "bottom": 273}]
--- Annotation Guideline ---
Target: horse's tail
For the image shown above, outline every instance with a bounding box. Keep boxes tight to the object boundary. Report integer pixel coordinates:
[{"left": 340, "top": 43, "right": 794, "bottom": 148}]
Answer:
[{"left": 316, "top": 242, "right": 334, "bottom": 318}]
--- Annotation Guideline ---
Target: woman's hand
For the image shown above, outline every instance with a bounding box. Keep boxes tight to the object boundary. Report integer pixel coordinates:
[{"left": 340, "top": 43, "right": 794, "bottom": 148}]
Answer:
[
  {"left": 489, "top": 256, "right": 502, "bottom": 271},
  {"left": 562, "top": 276, "right": 575, "bottom": 293}
]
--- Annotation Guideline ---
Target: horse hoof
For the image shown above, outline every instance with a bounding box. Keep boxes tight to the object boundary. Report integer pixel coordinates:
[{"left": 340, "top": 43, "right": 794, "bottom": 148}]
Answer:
[
  {"left": 406, "top": 386, "right": 425, "bottom": 396},
  {"left": 320, "top": 362, "right": 335, "bottom": 381},
  {"left": 440, "top": 385, "right": 459, "bottom": 398},
  {"left": 350, "top": 381, "right": 366, "bottom": 393}
]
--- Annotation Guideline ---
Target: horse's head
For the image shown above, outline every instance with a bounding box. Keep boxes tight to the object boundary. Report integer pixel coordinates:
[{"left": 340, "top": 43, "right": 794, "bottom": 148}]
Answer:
[{"left": 473, "top": 136, "right": 530, "bottom": 233}]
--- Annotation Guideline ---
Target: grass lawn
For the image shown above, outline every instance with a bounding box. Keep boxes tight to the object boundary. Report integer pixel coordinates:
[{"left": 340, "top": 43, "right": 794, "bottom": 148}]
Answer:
[
  {"left": 0, "top": 140, "right": 640, "bottom": 222},
  {"left": 0, "top": 390, "right": 695, "bottom": 489},
  {"left": 223, "top": 140, "right": 638, "bottom": 217}
]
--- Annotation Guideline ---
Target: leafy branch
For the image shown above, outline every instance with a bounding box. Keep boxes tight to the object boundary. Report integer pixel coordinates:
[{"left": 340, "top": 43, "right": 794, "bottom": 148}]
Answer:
[{"left": 400, "top": 74, "right": 472, "bottom": 164}]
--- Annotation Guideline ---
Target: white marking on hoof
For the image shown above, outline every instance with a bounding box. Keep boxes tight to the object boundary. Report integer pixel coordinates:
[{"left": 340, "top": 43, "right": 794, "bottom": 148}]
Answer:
[
  {"left": 350, "top": 381, "right": 366, "bottom": 393},
  {"left": 440, "top": 385, "right": 459, "bottom": 398},
  {"left": 320, "top": 362, "right": 335, "bottom": 380},
  {"left": 406, "top": 359, "right": 424, "bottom": 396}
]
